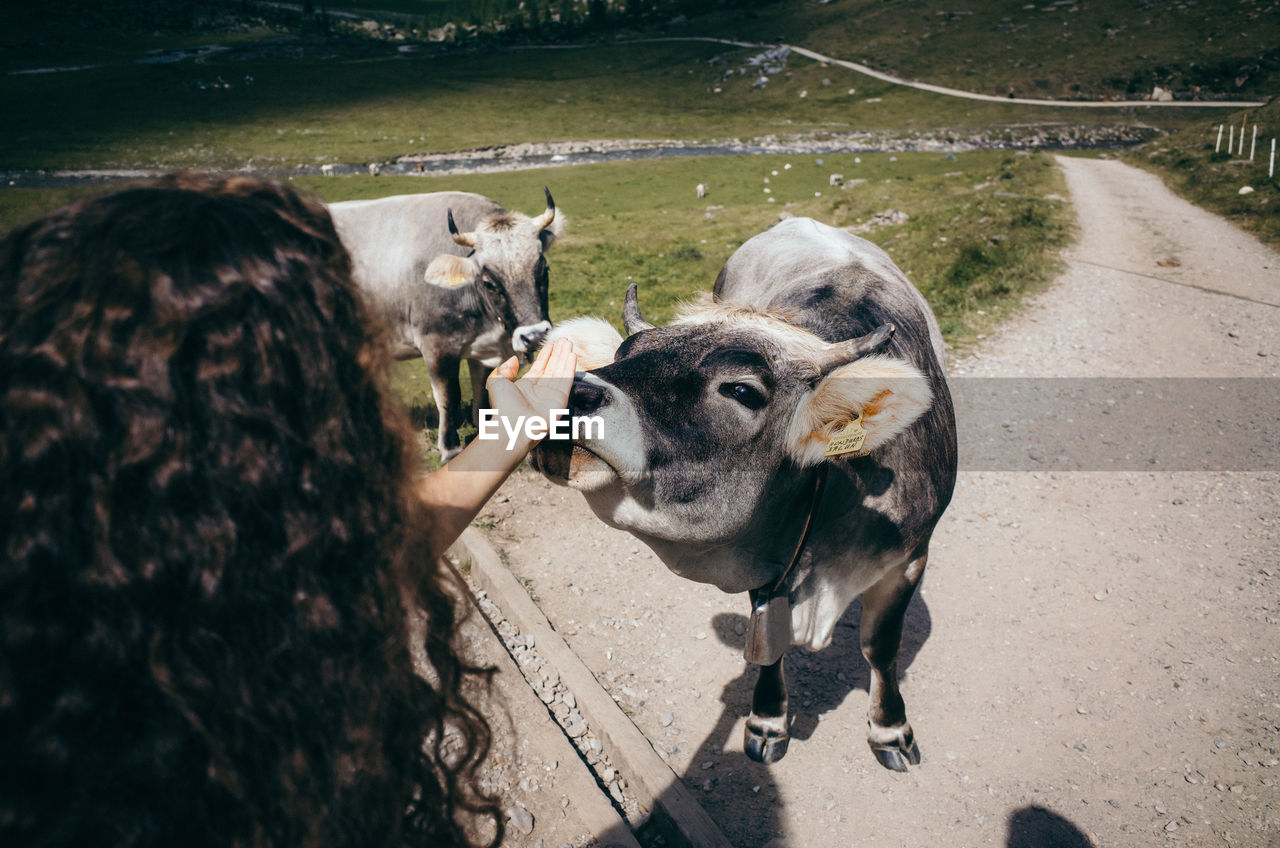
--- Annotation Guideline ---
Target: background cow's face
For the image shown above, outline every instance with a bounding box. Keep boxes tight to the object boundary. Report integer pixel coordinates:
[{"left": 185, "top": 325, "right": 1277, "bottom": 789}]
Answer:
[
  {"left": 445, "top": 192, "right": 562, "bottom": 355},
  {"left": 534, "top": 304, "right": 932, "bottom": 548},
  {"left": 469, "top": 222, "right": 551, "bottom": 353}
]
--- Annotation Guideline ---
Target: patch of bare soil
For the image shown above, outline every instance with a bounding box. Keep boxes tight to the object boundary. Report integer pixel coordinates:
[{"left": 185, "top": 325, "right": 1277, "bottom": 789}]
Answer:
[{"left": 476, "top": 155, "right": 1279, "bottom": 847}]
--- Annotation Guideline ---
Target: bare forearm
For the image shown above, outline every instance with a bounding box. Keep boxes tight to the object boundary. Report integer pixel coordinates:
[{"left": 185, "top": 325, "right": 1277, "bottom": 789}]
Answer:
[
  {"left": 414, "top": 433, "right": 536, "bottom": 559},
  {"left": 413, "top": 338, "right": 576, "bottom": 560}
]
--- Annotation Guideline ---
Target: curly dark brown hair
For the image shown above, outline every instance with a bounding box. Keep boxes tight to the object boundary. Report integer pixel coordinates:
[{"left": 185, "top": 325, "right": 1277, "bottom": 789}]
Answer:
[{"left": 0, "top": 174, "right": 500, "bottom": 848}]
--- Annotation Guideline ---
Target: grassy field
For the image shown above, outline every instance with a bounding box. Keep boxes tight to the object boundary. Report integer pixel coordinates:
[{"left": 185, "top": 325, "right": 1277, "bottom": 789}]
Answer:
[
  {"left": 1123, "top": 99, "right": 1279, "bottom": 249},
  {"left": 0, "top": 148, "right": 1075, "bottom": 462},
  {"left": 681, "top": 0, "right": 1280, "bottom": 102},
  {"left": 0, "top": 1, "right": 1206, "bottom": 463},
  {"left": 2, "top": 32, "right": 1215, "bottom": 173},
  {"left": 297, "top": 148, "right": 1070, "bottom": 457}
]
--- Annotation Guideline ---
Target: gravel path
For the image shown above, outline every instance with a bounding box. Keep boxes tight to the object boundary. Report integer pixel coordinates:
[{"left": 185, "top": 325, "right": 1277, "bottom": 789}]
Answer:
[{"left": 476, "top": 155, "right": 1279, "bottom": 847}]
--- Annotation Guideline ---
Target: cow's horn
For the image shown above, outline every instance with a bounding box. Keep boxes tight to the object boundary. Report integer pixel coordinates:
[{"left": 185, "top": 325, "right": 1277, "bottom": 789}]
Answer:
[
  {"left": 531, "top": 186, "right": 556, "bottom": 232},
  {"left": 815, "top": 323, "right": 896, "bottom": 374},
  {"left": 623, "top": 283, "right": 655, "bottom": 336},
  {"left": 447, "top": 208, "right": 475, "bottom": 247}
]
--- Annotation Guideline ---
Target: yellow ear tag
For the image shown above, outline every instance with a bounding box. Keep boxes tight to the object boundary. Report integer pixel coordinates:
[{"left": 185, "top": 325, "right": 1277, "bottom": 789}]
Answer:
[
  {"left": 823, "top": 413, "right": 869, "bottom": 458},
  {"left": 447, "top": 272, "right": 470, "bottom": 287}
]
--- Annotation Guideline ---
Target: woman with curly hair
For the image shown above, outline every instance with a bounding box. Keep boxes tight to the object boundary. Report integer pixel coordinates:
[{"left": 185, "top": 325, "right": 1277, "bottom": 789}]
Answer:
[{"left": 0, "top": 174, "right": 577, "bottom": 848}]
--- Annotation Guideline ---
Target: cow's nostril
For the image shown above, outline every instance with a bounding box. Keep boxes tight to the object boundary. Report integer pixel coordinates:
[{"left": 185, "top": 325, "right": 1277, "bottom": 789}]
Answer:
[
  {"left": 513, "top": 323, "right": 551, "bottom": 354},
  {"left": 570, "top": 378, "right": 608, "bottom": 415}
]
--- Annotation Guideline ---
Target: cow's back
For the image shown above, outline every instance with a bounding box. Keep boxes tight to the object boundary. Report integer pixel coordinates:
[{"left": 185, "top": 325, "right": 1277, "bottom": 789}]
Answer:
[
  {"left": 715, "top": 217, "right": 946, "bottom": 378},
  {"left": 328, "top": 191, "right": 503, "bottom": 302}
]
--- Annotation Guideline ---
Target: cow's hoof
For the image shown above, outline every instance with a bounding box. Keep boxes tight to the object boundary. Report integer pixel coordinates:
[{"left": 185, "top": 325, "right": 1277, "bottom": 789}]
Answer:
[
  {"left": 744, "top": 721, "right": 790, "bottom": 763},
  {"left": 867, "top": 725, "right": 920, "bottom": 772}
]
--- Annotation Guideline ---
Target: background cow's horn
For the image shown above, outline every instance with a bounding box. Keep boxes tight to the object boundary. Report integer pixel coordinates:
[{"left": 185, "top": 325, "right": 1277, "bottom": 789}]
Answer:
[
  {"left": 447, "top": 208, "right": 476, "bottom": 247},
  {"left": 623, "top": 283, "right": 655, "bottom": 336},
  {"left": 532, "top": 186, "right": 556, "bottom": 231},
  {"left": 815, "top": 323, "right": 896, "bottom": 374}
]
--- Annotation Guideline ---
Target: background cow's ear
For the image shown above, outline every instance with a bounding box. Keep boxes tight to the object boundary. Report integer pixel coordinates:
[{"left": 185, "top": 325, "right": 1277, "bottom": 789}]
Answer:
[
  {"left": 424, "top": 254, "right": 479, "bottom": 288},
  {"left": 539, "top": 211, "right": 568, "bottom": 251},
  {"left": 544, "top": 316, "right": 622, "bottom": 370},
  {"left": 785, "top": 356, "right": 932, "bottom": 466}
]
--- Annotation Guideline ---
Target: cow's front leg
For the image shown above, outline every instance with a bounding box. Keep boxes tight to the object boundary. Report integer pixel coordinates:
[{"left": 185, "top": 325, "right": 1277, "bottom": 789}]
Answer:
[
  {"left": 467, "top": 359, "right": 492, "bottom": 430},
  {"left": 425, "top": 352, "right": 463, "bottom": 462},
  {"left": 744, "top": 657, "right": 789, "bottom": 763},
  {"left": 860, "top": 551, "right": 927, "bottom": 771}
]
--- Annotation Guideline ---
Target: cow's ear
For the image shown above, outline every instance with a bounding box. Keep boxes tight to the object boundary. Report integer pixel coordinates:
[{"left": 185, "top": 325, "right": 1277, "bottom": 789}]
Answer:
[
  {"left": 785, "top": 356, "right": 932, "bottom": 466},
  {"left": 544, "top": 316, "right": 622, "bottom": 370},
  {"left": 539, "top": 211, "right": 568, "bottom": 251},
  {"left": 424, "top": 254, "right": 479, "bottom": 288}
]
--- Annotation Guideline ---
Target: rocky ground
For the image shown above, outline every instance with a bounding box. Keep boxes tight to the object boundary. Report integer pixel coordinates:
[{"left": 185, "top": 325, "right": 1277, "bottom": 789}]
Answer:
[
  {"left": 1, "top": 124, "right": 1157, "bottom": 189},
  {"left": 470, "top": 155, "right": 1279, "bottom": 847}
]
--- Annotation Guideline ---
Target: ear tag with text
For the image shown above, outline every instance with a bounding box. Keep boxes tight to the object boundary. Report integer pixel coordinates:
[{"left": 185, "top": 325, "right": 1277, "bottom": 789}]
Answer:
[{"left": 823, "top": 412, "right": 869, "bottom": 458}]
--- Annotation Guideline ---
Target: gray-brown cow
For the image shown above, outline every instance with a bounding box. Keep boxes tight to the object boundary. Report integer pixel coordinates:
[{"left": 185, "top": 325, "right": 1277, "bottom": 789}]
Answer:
[
  {"left": 329, "top": 190, "right": 563, "bottom": 459},
  {"left": 534, "top": 217, "right": 957, "bottom": 770}
]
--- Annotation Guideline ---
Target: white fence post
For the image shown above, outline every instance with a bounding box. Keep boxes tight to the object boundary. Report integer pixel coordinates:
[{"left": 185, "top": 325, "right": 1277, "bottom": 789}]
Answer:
[
  {"left": 1229, "top": 125, "right": 1235, "bottom": 155},
  {"left": 1250, "top": 125, "right": 1257, "bottom": 161},
  {"left": 1216, "top": 124, "right": 1224, "bottom": 153},
  {"left": 1271, "top": 138, "right": 1276, "bottom": 180}
]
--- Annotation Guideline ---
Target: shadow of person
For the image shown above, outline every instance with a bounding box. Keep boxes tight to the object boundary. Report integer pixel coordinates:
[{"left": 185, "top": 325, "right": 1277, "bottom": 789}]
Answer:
[
  {"left": 1005, "top": 806, "right": 1094, "bottom": 848},
  {"left": 679, "top": 613, "right": 789, "bottom": 848}
]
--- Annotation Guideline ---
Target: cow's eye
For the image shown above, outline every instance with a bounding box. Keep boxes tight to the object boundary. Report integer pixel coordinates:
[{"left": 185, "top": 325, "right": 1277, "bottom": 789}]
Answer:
[
  {"left": 720, "top": 382, "right": 767, "bottom": 410},
  {"left": 481, "top": 272, "right": 501, "bottom": 291}
]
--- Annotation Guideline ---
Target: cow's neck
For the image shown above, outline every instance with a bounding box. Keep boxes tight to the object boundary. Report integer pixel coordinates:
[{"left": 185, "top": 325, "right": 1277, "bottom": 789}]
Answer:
[{"left": 631, "top": 468, "right": 824, "bottom": 595}]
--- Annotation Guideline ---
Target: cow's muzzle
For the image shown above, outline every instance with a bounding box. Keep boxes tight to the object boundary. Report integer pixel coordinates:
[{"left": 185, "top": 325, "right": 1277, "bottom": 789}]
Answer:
[
  {"left": 512, "top": 320, "right": 552, "bottom": 355},
  {"left": 531, "top": 373, "right": 615, "bottom": 485}
]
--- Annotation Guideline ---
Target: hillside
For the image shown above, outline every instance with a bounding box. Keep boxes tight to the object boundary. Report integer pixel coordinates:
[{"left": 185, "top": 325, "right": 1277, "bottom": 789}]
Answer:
[
  {"left": 677, "top": 0, "right": 1279, "bottom": 102},
  {"left": 6, "top": 0, "right": 1277, "bottom": 104}
]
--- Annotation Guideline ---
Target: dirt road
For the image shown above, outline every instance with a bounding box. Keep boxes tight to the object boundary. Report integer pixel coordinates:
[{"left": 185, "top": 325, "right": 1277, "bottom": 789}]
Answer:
[{"left": 475, "top": 155, "right": 1279, "bottom": 847}]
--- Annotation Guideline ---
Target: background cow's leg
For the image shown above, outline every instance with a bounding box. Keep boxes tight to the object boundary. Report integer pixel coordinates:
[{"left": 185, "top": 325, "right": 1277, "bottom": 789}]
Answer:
[
  {"left": 425, "top": 352, "right": 463, "bottom": 461},
  {"left": 860, "top": 550, "right": 927, "bottom": 771},
  {"left": 467, "top": 359, "right": 492, "bottom": 430},
  {"left": 744, "top": 656, "right": 789, "bottom": 763}
]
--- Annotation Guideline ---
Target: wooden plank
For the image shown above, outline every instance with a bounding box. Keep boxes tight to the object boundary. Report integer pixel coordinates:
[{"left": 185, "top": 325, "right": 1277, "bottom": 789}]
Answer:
[{"left": 451, "top": 528, "right": 734, "bottom": 848}]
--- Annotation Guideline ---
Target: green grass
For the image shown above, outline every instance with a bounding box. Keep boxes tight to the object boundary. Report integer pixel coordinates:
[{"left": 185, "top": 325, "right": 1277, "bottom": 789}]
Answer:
[
  {"left": 0, "top": 187, "right": 109, "bottom": 235},
  {"left": 0, "top": 150, "right": 1069, "bottom": 459},
  {"left": 337, "top": 0, "right": 449, "bottom": 16},
  {"left": 368, "top": 151, "right": 1068, "bottom": 452},
  {"left": 683, "top": 0, "right": 1280, "bottom": 102},
  {"left": 0, "top": 150, "right": 1069, "bottom": 458},
  {"left": 1122, "top": 100, "right": 1280, "bottom": 250},
  {"left": 297, "top": 145, "right": 1068, "bottom": 340},
  {"left": 2, "top": 36, "right": 1205, "bottom": 172},
  {"left": 0, "top": 148, "right": 1073, "bottom": 344}
]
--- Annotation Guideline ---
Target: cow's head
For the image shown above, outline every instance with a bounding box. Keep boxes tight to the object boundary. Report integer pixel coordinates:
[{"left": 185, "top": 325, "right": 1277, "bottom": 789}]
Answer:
[
  {"left": 440, "top": 188, "right": 564, "bottom": 355},
  {"left": 533, "top": 285, "right": 932, "bottom": 584}
]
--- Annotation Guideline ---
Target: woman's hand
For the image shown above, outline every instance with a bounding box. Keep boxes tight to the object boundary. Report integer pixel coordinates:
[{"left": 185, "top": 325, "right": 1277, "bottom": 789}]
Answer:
[
  {"left": 415, "top": 337, "right": 579, "bottom": 560},
  {"left": 484, "top": 337, "right": 578, "bottom": 439}
]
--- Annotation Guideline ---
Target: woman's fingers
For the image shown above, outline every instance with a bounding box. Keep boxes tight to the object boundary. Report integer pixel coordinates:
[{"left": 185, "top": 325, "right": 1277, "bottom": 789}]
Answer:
[
  {"left": 536, "top": 338, "right": 576, "bottom": 381},
  {"left": 482, "top": 340, "right": 578, "bottom": 424},
  {"left": 551, "top": 337, "right": 578, "bottom": 378},
  {"left": 486, "top": 356, "right": 520, "bottom": 390}
]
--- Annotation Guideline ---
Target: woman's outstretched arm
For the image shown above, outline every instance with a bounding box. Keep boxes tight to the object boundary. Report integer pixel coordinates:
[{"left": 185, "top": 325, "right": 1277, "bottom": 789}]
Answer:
[{"left": 415, "top": 337, "right": 578, "bottom": 558}]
